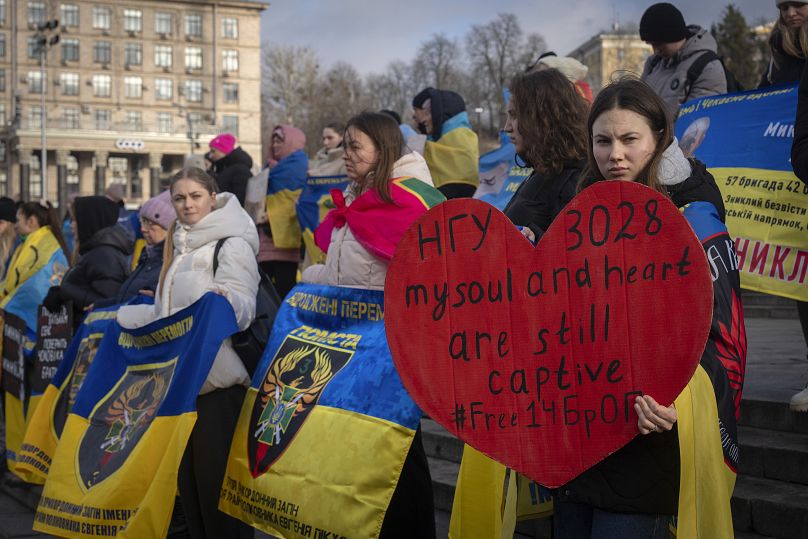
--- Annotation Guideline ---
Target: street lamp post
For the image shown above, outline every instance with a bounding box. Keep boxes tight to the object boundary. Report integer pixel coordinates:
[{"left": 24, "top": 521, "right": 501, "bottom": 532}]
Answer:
[{"left": 35, "top": 20, "right": 60, "bottom": 201}]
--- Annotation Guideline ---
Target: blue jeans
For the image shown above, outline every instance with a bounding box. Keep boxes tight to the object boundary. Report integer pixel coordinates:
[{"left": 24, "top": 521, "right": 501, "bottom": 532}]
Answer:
[{"left": 554, "top": 500, "right": 671, "bottom": 539}]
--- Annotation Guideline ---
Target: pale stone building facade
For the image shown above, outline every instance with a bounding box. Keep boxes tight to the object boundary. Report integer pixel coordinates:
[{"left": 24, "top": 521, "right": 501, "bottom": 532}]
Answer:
[
  {"left": 568, "top": 28, "right": 653, "bottom": 94},
  {"left": 0, "top": 0, "right": 266, "bottom": 207}
]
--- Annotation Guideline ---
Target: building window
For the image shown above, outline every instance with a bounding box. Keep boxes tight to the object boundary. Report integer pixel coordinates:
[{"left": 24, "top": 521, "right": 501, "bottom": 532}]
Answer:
[
  {"left": 93, "top": 41, "right": 111, "bottom": 64},
  {"left": 62, "top": 38, "right": 79, "bottom": 62},
  {"left": 223, "top": 82, "right": 238, "bottom": 103},
  {"left": 60, "top": 4, "right": 79, "bottom": 28},
  {"left": 93, "top": 74, "right": 111, "bottom": 97},
  {"left": 222, "top": 115, "right": 238, "bottom": 137},
  {"left": 0, "top": 105, "right": 5, "bottom": 127},
  {"left": 185, "top": 47, "right": 202, "bottom": 70},
  {"left": 28, "top": 2, "right": 46, "bottom": 26},
  {"left": 155, "top": 12, "right": 173, "bottom": 35},
  {"left": 155, "top": 45, "right": 172, "bottom": 69},
  {"left": 125, "top": 111, "right": 142, "bottom": 130},
  {"left": 66, "top": 155, "right": 79, "bottom": 195},
  {"left": 95, "top": 109, "right": 111, "bottom": 130},
  {"left": 29, "top": 106, "right": 42, "bottom": 129},
  {"left": 30, "top": 154, "right": 42, "bottom": 198},
  {"left": 63, "top": 107, "right": 79, "bottom": 129},
  {"left": 0, "top": 69, "right": 5, "bottom": 92},
  {"left": 61, "top": 72, "right": 79, "bottom": 95},
  {"left": 123, "top": 9, "right": 142, "bottom": 33},
  {"left": 222, "top": 50, "right": 238, "bottom": 73},
  {"left": 0, "top": 139, "right": 5, "bottom": 161},
  {"left": 92, "top": 6, "right": 111, "bottom": 30},
  {"left": 187, "top": 112, "right": 203, "bottom": 132},
  {"left": 124, "top": 76, "right": 142, "bottom": 99},
  {"left": 184, "top": 80, "right": 202, "bottom": 102},
  {"left": 155, "top": 78, "right": 173, "bottom": 100},
  {"left": 185, "top": 14, "right": 202, "bottom": 37},
  {"left": 124, "top": 43, "right": 142, "bottom": 66},
  {"left": 156, "top": 112, "right": 173, "bottom": 133},
  {"left": 0, "top": 1, "right": 6, "bottom": 26},
  {"left": 28, "top": 37, "right": 40, "bottom": 59},
  {"left": 0, "top": 34, "right": 5, "bottom": 57},
  {"left": 222, "top": 17, "right": 238, "bottom": 38},
  {"left": 28, "top": 71, "right": 45, "bottom": 94}
]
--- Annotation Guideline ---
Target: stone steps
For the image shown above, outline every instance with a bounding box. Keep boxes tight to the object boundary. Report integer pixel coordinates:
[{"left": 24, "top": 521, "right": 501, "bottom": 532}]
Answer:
[
  {"left": 731, "top": 475, "right": 808, "bottom": 539},
  {"left": 423, "top": 399, "right": 808, "bottom": 538},
  {"left": 742, "top": 291, "right": 799, "bottom": 319},
  {"left": 737, "top": 426, "right": 808, "bottom": 485}
]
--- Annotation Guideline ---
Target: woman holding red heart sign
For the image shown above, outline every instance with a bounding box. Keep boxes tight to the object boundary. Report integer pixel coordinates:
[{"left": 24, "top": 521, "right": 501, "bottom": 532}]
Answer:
[{"left": 546, "top": 78, "right": 746, "bottom": 538}]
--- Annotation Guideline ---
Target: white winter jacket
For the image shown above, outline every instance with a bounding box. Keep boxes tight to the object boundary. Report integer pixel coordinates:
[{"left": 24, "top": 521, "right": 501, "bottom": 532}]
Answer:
[
  {"left": 301, "top": 152, "right": 434, "bottom": 291},
  {"left": 117, "top": 192, "right": 261, "bottom": 394}
]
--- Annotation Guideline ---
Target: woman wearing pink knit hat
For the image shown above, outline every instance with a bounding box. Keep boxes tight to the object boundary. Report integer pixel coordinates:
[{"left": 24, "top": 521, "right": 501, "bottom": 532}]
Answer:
[{"left": 208, "top": 132, "right": 253, "bottom": 205}]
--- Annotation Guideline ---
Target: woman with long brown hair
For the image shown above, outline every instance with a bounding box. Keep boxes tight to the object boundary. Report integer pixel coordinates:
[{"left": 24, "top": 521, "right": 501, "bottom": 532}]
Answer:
[
  {"left": 503, "top": 68, "right": 589, "bottom": 242},
  {"left": 553, "top": 77, "right": 744, "bottom": 538},
  {"left": 303, "top": 112, "right": 444, "bottom": 538}
]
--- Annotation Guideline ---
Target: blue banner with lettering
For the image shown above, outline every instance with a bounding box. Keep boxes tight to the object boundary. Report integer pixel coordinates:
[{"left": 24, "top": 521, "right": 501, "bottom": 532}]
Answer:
[{"left": 676, "top": 84, "right": 808, "bottom": 300}]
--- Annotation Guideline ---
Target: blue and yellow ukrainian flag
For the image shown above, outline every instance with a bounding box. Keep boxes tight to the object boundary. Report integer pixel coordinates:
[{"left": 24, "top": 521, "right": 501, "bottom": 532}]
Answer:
[
  {"left": 16, "top": 306, "right": 120, "bottom": 483},
  {"left": 297, "top": 174, "right": 349, "bottom": 264},
  {"left": 424, "top": 112, "right": 480, "bottom": 190},
  {"left": 32, "top": 293, "right": 239, "bottom": 539},
  {"left": 266, "top": 149, "right": 309, "bottom": 249},
  {"left": 1, "top": 225, "right": 68, "bottom": 481},
  {"left": 220, "top": 283, "right": 422, "bottom": 539}
]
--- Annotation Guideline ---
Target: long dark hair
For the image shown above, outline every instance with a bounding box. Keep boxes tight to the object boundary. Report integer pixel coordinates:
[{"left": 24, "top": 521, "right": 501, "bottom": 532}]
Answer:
[
  {"left": 158, "top": 167, "right": 218, "bottom": 294},
  {"left": 509, "top": 69, "right": 588, "bottom": 176},
  {"left": 578, "top": 77, "right": 673, "bottom": 195},
  {"left": 344, "top": 112, "right": 404, "bottom": 203},
  {"left": 18, "top": 201, "right": 70, "bottom": 261}
]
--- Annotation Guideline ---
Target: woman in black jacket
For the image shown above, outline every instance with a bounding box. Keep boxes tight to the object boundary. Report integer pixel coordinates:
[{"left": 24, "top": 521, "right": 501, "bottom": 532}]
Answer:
[
  {"left": 760, "top": 1, "right": 808, "bottom": 87},
  {"left": 94, "top": 191, "right": 175, "bottom": 308},
  {"left": 43, "top": 196, "right": 132, "bottom": 322},
  {"left": 502, "top": 68, "right": 589, "bottom": 241}
]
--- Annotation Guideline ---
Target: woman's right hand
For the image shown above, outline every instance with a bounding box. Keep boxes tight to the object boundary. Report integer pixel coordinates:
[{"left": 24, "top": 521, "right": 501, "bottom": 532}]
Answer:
[{"left": 635, "top": 395, "right": 677, "bottom": 435}]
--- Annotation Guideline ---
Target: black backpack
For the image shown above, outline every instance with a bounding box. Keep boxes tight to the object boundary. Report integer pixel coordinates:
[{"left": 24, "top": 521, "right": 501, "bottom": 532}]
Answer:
[
  {"left": 683, "top": 50, "right": 744, "bottom": 103},
  {"left": 212, "top": 237, "right": 282, "bottom": 376}
]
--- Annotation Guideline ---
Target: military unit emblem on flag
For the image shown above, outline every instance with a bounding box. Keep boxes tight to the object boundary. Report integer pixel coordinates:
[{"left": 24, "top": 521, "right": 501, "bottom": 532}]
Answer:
[
  {"left": 249, "top": 336, "right": 354, "bottom": 477},
  {"left": 77, "top": 359, "right": 177, "bottom": 490}
]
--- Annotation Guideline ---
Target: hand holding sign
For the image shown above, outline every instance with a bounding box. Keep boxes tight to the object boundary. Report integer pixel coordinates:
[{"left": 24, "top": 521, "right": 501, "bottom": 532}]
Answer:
[{"left": 384, "top": 181, "right": 713, "bottom": 488}]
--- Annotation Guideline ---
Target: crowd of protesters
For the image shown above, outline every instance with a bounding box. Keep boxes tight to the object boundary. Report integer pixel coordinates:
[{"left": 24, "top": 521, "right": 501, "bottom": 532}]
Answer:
[{"left": 0, "top": 2, "right": 803, "bottom": 538}]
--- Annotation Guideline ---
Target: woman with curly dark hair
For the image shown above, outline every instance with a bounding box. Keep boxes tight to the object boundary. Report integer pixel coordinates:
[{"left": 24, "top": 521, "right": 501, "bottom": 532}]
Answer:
[{"left": 502, "top": 68, "right": 589, "bottom": 241}]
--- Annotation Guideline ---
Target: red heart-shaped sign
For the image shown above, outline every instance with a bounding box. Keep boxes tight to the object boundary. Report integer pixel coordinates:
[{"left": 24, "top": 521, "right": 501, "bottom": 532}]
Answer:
[{"left": 385, "top": 181, "right": 713, "bottom": 487}]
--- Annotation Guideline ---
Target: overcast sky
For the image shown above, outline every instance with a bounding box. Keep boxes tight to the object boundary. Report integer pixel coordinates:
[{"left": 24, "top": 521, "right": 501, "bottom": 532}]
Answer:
[{"left": 259, "top": 1, "right": 775, "bottom": 75}]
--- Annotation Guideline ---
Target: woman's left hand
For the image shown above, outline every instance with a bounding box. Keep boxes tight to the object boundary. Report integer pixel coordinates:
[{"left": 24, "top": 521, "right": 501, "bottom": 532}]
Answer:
[{"left": 635, "top": 395, "right": 677, "bottom": 435}]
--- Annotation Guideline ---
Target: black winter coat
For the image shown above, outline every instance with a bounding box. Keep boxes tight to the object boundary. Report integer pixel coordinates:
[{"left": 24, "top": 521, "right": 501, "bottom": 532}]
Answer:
[
  {"left": 57, "top": 225, "right": 132, "bottom": 315},
  {"left": 792, "top": 62, "right": 808, "bottom": 184},
  {"left": 759, "top": 31, "right": 804, "bottom": 88},
  {"left": 503, "top": 160, "right": 584, "bottom": 240},
  {"left": 556, "top": 162, "right": 725, "bottom": 515},
  {"left": 213, "top": 147, "right": 253, "bottom": 206},
  {"left": 94, "top": 241, "right": 164, "bottom": 308}
]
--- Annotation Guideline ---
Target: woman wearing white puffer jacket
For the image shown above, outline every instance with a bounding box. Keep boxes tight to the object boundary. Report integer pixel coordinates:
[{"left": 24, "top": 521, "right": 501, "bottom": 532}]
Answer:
[{"left": 117, "top": 166, "right": 258, "bottom": 539}]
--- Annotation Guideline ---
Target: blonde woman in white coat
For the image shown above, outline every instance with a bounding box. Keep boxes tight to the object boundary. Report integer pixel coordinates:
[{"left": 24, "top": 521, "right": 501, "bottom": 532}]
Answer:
[{"left": 117, "top": 167, "right": 258, "bottom": 539}]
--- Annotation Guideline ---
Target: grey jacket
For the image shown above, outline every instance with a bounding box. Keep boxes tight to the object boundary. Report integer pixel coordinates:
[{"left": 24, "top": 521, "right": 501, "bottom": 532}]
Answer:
[{"left": 641, "top": 26, "right": 727, "bottom": 116}]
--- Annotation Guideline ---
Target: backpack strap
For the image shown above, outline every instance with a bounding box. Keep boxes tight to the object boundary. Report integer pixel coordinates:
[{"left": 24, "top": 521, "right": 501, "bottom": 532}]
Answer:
[
  {"left": 682, "top": 50, "right": 720, "bottom": 103},
  {"left": 212, "top": 237, "right": 229, "bottom": 275}
]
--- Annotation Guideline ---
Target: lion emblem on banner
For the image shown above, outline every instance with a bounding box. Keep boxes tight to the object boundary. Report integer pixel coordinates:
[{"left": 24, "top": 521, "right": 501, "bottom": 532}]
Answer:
[
  {"left": 77, "top": 359, "right": 176, "bottom": 490},
  {"left": 247, "top": 336, "right": 353, "bottom": 477}
]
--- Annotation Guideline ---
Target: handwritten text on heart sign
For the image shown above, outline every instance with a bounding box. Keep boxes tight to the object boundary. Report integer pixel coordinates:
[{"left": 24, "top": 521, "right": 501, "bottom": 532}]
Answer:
[{"left": 402, "top": 198, "right": 694, "bottom": 437}]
